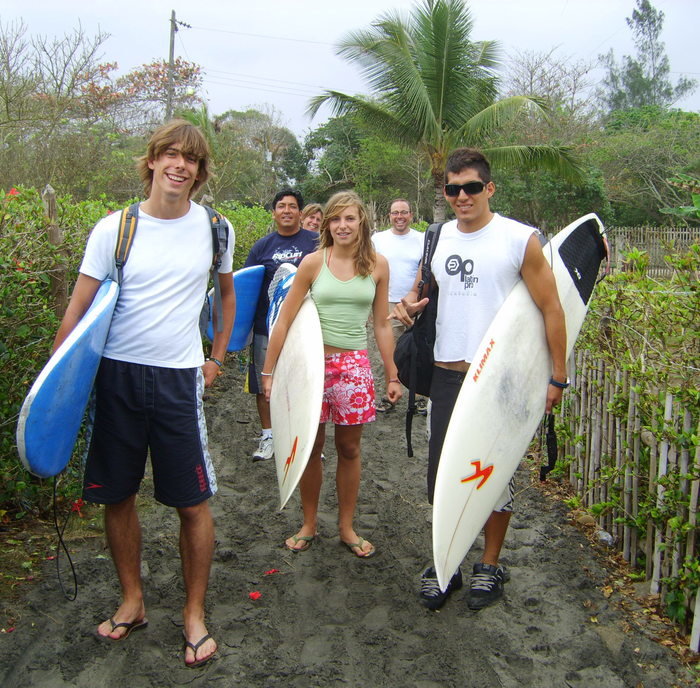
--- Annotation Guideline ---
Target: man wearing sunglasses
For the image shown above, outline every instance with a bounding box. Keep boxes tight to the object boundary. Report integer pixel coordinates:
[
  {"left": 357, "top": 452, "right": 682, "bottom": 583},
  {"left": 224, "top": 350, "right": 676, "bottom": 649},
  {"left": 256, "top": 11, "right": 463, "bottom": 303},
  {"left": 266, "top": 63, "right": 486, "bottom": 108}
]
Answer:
[
  {"left": 391, "top": 147, "right": 567, "bottom": 612},
  {"left": 371, "top": 199, "right": 425, "bottom": 413}
]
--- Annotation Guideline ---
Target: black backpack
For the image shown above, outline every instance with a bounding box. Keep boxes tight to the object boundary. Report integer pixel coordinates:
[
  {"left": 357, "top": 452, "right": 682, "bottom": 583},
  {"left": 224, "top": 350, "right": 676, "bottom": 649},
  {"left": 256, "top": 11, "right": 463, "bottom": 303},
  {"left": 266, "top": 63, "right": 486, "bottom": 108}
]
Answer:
[
  {"left": 393, "top": 221, "right": 443, "bottom": 456},
  {"left": 114, "top": 202, "right": 229, "bottom": 333}
]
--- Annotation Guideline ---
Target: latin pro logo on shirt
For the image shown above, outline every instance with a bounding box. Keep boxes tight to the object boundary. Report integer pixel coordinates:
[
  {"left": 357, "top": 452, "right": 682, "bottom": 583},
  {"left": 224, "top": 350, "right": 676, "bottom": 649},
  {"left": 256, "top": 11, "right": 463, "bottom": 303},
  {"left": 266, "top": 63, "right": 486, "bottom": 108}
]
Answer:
[{"left": 446, "top": 254, "right": 479, "bottom": 289}]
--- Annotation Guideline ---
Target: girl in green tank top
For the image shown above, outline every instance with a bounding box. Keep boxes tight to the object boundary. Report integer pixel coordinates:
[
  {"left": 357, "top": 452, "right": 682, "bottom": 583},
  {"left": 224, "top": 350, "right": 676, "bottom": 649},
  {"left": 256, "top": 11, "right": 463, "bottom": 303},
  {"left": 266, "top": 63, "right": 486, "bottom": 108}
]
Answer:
[{"left": 262, "top": 191, "right": 402, "bottom": 559}]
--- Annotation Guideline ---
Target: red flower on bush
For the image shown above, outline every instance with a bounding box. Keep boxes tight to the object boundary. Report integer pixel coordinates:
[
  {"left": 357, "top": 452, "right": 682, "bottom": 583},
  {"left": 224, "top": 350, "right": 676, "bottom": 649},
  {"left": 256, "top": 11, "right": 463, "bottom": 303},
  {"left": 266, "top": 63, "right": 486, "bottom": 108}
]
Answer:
[{"left": 7, "top": 188, "right": 19, "bottom": 198}]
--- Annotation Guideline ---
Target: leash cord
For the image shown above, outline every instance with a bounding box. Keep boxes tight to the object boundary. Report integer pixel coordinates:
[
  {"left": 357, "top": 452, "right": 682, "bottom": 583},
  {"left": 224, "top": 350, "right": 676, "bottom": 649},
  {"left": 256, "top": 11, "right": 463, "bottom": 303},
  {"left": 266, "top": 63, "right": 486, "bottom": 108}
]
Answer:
[{"left": 53, "top": 478, "right": 78, "bottom": 601}]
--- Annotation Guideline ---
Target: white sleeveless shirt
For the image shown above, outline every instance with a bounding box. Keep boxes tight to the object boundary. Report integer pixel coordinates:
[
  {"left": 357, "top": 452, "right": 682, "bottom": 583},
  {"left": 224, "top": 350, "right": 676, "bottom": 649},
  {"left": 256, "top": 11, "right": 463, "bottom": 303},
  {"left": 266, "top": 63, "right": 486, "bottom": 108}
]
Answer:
[{"left": 430, "top": 214, "right": 534, "bottom": 363}]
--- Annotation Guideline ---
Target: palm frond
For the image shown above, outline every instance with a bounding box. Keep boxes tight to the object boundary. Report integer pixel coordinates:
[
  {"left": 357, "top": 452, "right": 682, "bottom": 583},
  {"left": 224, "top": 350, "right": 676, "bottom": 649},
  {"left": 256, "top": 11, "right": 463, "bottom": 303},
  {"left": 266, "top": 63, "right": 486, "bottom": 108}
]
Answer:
[
  {"left": 337, "top": 16, "right": 442, "bottom": 143},
  {"left": 483, "top": 144, "right": 586, "bottom": 184},
  {"left": 311, "top": 0, "right": 585, "bottom": 211},
  {"left": 413, "top": 0, "right": 500, "bottom": 129},
  {"left": 457, "top": 96, "right": 549, "bottom": 143},
  {"left": 307, "top": 91, "right": 420, "bottom": 147}
]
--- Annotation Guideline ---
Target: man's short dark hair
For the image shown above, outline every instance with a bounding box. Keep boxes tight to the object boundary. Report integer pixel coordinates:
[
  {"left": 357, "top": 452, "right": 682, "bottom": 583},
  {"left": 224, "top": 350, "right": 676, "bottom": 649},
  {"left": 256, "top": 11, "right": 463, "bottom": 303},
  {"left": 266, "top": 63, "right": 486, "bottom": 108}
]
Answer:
[
  {"left": 389, "top": 198, "right": 412, "bottom": 212},
  {"left": 444, "top": 148, "right": 492, "bottom": 184},
  {"left": 272, "top": 189, "right": 304, "bottom": 210}
]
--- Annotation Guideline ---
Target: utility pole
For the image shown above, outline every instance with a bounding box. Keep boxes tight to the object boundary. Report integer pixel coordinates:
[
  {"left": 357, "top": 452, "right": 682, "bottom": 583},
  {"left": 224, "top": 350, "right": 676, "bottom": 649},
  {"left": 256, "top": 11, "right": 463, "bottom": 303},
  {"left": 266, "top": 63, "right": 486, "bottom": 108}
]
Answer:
[{"left": 165, "top": 10, "right": 177, "bottom": 121}]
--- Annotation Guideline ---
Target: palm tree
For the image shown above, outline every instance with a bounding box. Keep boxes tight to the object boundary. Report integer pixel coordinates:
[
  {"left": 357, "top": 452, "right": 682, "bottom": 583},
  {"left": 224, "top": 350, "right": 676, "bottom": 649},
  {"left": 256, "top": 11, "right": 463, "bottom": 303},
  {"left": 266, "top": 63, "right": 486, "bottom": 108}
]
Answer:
[{"left": 308, "top": 0, "right": 583, "bottom": 220}]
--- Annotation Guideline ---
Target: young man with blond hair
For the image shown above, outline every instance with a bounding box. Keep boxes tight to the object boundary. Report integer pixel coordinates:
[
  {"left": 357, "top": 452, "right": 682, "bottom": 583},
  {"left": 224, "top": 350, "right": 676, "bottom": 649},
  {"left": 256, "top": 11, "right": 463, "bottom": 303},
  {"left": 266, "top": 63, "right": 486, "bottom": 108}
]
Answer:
[{"left": 53, "top": 120, "right": 235, "bottom": 667}]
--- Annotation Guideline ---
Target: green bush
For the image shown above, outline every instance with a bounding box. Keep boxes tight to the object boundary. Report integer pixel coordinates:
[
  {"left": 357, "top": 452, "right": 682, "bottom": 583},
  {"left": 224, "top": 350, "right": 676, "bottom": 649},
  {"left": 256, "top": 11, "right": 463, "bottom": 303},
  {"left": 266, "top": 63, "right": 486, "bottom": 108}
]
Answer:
[
  {"left": 568, "top": 243, "right": 699, "bottom": 622},
  {"left": 216, "top": 201, "right": 272, "bottom": 269},
  {"left": 0, "top": 187, "right": 121, "bottom": 513},
  {"left": 0, "top": 190, "right": 271, "bottom": 515}
]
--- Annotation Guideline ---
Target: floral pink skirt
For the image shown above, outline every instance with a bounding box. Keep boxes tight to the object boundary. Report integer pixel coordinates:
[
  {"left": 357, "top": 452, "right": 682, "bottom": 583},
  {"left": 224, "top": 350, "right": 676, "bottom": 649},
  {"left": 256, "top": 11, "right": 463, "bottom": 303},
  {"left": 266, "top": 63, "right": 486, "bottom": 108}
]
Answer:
[{"left": 320, "top": 350, "right": 376, "bottom": 426}]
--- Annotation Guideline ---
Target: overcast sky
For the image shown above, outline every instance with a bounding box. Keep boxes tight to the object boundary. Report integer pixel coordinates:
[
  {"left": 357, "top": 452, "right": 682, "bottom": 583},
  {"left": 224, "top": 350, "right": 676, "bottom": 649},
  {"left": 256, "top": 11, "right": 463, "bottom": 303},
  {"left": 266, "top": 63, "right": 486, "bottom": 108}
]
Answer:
[{"left": 2, "top": 0, "right": 698, "bottom": 136}]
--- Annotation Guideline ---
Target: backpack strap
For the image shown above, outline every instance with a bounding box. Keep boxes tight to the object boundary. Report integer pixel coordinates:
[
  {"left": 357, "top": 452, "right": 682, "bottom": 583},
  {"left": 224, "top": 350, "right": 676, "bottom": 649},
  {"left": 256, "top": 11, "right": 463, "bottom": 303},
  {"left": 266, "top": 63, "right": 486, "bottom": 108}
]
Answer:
[
  {"left": 416, "top": 221, "right": 443, "bottom": 299},
  {"left": 203, "top": 205, "right": 229, "bottom": 334},
  {"left": 115, "top": 203, "right": 140, "bottom": 285},
  {"left": 404, "top": 221, "right": 444, "bottom": 456}
]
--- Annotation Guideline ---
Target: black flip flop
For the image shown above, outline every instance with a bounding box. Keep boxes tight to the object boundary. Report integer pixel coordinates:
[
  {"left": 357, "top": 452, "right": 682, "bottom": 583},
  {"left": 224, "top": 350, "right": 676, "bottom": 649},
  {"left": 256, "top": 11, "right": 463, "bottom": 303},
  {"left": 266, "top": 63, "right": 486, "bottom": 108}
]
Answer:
[
  {"left": 95, "top": 617, "right": 148, "bottom": 642},
  {"left": 183, "top": 632, "right": 217, "bottom": 668}
]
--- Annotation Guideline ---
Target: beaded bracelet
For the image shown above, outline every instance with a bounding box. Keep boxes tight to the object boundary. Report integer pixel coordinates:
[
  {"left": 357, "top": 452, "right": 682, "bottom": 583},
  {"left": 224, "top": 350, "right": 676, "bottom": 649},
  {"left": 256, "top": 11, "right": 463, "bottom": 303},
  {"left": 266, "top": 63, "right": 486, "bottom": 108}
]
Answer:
[
  {"left": 388, "top": 378, "right": 400, "bottom": 383},
  {"left": 207, "top": 357, "right": 223, "bottom": 368}
]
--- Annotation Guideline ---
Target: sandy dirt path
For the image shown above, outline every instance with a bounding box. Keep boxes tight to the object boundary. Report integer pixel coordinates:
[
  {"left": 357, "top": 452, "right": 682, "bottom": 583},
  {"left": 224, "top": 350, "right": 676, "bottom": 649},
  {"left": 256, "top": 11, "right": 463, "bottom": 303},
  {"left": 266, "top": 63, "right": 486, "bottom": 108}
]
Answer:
[{"left": 1, "top": 354, "right": 691, "bottom": 687}]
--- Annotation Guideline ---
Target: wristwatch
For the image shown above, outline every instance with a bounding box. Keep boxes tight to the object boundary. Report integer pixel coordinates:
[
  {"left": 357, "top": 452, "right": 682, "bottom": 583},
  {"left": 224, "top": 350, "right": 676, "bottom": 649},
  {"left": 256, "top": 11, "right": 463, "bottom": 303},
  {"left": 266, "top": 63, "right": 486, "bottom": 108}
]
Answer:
[{"left": 549, "top": 376, "right": 570, "bottom": 389}]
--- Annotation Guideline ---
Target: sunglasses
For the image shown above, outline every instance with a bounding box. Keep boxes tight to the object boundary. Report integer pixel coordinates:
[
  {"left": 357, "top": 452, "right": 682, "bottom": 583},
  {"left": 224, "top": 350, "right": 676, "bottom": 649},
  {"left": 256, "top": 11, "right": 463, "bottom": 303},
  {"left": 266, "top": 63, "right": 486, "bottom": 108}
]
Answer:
[{"left": 444, "top": 181, "right": 486, "bottom": 197}]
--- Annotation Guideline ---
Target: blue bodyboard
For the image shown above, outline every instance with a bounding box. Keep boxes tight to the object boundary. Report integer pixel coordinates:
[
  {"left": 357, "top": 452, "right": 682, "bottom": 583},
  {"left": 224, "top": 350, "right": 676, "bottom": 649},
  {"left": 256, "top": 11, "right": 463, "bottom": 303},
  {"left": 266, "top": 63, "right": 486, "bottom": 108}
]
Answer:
[
  {"left": 266, "top": 264, "right": 297, "bottom": 333},
  {"left": 205, "top": 265, "right": 265, "bottom": 351},
  {"left": 16, "top": 279, "right": 119, "bottom": 479}
]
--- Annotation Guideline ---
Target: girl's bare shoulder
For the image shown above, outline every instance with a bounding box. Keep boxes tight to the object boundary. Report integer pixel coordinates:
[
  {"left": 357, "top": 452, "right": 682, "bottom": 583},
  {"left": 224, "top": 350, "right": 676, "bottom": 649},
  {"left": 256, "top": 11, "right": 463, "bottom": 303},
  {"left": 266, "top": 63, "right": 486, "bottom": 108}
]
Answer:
[
  {"left": 372, "top": 252, "right": 389, "bottom": 278},
  {"left": 297, "top": 249, "right": 323, "bottom": 281}
]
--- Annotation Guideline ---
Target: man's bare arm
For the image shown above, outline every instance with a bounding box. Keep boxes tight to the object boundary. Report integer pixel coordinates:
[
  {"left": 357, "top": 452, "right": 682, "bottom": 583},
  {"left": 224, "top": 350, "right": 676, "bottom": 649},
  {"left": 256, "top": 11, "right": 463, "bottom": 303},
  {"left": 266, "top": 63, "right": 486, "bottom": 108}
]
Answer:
[
  {"left": 520, "top": 235, "right": 567, "bottom": 412},
  {"left": 52, "top": 274, "right": 103, "bottom": 354}
]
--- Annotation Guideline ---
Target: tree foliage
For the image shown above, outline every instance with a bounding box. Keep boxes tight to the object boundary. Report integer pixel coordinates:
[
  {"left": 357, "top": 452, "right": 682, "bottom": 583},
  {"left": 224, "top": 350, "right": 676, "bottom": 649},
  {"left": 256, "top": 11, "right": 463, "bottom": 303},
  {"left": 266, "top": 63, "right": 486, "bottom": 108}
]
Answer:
[
  {"left": 591, "top": 107, "right": 700, "bottom": 225},
  {"left": 0, "top": 20, "right": 201, "bottom": 200},
  {"left": 301, "top": 113, "right": 433, "bottom": 223},
  {"left": 178, "top": 105, "right": 305, "bottom": 206},
  {"left": 598, "top": 0, "right": 696, "bottom": 111},
  {"left": 308, "top": 0, "right": 583, "bottom": 220},
  {"left": 660, "top": 174, "right": 700, "bottom": 224}
]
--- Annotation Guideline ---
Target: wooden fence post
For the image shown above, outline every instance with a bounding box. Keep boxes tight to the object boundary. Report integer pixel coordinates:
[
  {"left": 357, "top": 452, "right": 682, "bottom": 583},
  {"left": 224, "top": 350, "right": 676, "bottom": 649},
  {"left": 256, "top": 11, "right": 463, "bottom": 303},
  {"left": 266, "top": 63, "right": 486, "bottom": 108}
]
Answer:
[
  {"left": 689, "top": 419, "right": 700, "bottom": 654},
  {"left": 623, "top": 381, "right": 636, "bottom": 564},
  {"left": 651, "top": 392, "right": 674, "bottom": 595},
  {"left": 42, "top": 184, "right": 68, "bottom": 317},
  {"left": 645, "top": 401, "right": 659, "bottom": 581},
  {"left": 614, "top": 369, "right": 624, "bottom": 545}
]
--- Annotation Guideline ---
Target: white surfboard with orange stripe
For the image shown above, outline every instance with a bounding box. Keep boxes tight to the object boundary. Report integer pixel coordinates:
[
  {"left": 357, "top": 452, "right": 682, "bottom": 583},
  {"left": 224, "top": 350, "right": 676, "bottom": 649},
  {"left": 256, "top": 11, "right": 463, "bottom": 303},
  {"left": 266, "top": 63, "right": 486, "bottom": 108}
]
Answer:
[
  {"left": 432, "top": 214, "right": 609, "bottom": 590},
  {"left": 267, "top": 264, "right": 325, "bottom": 509}
]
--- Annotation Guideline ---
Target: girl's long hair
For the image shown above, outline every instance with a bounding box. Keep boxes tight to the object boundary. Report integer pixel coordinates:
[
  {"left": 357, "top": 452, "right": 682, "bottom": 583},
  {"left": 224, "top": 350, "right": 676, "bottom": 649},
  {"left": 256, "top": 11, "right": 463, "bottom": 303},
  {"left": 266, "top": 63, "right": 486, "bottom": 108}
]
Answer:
[{"left": 319, "top": 191, "right": 376, "bottom": 277}]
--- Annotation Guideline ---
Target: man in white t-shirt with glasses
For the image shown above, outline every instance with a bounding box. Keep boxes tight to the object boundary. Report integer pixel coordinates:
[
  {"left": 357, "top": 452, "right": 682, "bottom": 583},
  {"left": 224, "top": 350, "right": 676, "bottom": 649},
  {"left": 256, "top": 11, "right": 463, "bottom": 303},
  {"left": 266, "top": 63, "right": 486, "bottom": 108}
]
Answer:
[{"left": 371, "top": 199, "right": 425, "bottom": 413}]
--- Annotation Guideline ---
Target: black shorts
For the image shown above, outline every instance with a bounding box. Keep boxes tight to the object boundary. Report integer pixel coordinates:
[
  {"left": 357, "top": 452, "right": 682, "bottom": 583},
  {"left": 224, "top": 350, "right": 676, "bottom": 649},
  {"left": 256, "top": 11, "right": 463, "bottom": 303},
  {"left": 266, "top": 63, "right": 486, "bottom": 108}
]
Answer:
[
  {"left": 427, "top": 365, "right": 514, "bottom": 511},
  {"left": 83, "top": 358, "right": 217, "bottom": 508},
  {"left": 245, "top": 334, "right": 267, "bottom": 395}
]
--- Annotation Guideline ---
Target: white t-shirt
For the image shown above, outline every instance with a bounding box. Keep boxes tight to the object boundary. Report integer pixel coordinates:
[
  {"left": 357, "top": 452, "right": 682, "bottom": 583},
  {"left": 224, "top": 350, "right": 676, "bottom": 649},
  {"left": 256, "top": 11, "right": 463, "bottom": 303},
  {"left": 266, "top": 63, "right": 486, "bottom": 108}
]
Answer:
[
  {"left": 431, "top": 214, "right": 534, "bottom": 363},
  {"left": 79, "top": 201, "right": 234, "bottom": 368},
  {"left": 371, "top": 228, "right": 424, "bottom": 302}
]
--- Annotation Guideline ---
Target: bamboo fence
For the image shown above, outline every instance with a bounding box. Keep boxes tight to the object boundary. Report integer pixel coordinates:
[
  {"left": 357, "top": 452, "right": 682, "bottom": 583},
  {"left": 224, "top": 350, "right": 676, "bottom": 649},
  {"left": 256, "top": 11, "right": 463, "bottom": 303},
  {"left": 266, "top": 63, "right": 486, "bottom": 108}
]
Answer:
[
  {"left": 606, "top": 225, "right": 700, "bottom": 277},
  {"left": 556, "top": 349, "right": 699, "bottom": 651}
]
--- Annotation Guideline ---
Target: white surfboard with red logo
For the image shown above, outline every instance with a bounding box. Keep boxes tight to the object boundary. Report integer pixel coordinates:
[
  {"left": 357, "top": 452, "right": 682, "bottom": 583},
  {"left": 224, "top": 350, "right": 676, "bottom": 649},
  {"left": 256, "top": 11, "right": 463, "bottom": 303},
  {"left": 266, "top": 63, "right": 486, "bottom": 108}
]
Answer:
[
  {"left": 432, "top": 214, "right": 608, "bottom": 590},
  {"left": 267, "top": 264, "right": 325, "bottom": 510}
]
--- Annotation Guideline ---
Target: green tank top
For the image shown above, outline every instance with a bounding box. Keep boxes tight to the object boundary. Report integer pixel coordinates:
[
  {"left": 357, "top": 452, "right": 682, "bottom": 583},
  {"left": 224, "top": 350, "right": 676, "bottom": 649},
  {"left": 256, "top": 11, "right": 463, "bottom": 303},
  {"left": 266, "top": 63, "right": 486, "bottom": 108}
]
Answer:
[{"left": 311, "top": 250, "right": 376, "bottom": 349}]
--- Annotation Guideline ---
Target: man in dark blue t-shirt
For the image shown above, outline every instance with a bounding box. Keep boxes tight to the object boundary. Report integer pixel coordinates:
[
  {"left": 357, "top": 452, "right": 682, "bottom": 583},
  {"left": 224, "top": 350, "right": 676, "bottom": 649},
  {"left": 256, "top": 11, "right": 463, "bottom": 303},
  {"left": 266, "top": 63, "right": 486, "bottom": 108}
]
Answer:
[{"left": 244, "top": 189, "right": 318, "bottom": 461}]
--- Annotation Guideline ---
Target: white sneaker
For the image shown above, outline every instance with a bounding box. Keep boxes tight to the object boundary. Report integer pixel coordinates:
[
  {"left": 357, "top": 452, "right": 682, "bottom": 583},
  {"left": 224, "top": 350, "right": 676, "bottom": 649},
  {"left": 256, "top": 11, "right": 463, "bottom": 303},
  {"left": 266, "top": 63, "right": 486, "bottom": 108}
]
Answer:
[{"left": 252, "top": 436, "right": 274, "bottom": 461}]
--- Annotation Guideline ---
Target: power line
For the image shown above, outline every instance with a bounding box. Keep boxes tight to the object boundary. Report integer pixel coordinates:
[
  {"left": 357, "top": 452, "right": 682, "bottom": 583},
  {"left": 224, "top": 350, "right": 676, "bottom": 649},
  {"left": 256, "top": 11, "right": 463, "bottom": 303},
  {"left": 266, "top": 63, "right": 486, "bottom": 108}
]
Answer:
[
  {"left": 206, "top": 68, "right": 329, "bottom": 91},
  {"left": 202, "top": 77, "right": 318, "bottom": 99},
  {"left": 203, "top": 73, "right": 319, "bottom": 96},
  {"left": 188, "top": 24, "right": 335, "bottom": 47}
]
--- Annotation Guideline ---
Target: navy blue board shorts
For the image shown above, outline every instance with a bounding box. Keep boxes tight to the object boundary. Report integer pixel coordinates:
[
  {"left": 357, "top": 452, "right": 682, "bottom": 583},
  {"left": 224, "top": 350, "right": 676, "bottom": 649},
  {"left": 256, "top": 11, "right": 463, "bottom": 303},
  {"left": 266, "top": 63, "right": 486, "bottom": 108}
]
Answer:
[{"left": 83, "top": 358, "right": 217, "bottom": 508}]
